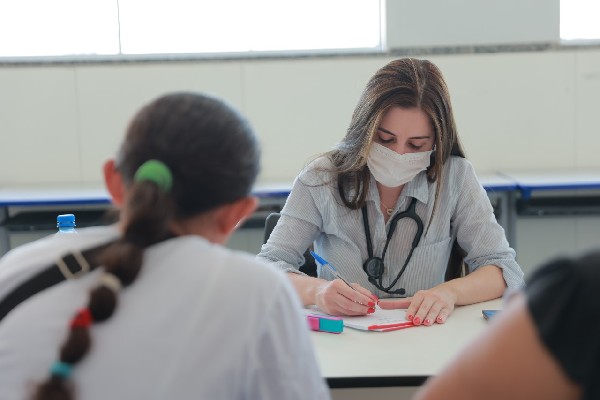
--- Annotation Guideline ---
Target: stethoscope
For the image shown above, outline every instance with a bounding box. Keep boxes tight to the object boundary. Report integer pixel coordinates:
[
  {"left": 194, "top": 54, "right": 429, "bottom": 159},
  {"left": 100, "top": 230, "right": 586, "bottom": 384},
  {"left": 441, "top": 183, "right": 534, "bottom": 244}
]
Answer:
[{"left": 361, "top": 197, "right": 424, "bottom": 295}]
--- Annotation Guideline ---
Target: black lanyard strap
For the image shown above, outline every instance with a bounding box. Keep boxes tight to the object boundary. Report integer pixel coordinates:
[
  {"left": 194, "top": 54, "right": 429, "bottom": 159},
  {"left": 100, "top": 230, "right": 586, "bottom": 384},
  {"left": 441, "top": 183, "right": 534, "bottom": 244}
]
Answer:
[
  {"left": 0, "top": 240, "right": 116, "bottom": 322},
  {"left": 0, "top": 232, "right": 175, "bottom": 322}
]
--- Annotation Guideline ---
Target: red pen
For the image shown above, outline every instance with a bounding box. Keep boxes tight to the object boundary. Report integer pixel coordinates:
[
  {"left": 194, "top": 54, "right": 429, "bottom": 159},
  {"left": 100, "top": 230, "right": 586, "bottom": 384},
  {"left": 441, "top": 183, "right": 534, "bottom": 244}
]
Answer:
[{"left": 367, "top": 321, "right": 415, "bottom": 332}]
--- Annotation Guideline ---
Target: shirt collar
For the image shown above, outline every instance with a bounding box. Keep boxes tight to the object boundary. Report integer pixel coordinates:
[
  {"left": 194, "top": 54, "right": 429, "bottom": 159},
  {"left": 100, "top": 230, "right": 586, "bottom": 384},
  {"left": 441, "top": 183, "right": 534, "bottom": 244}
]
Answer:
[
  {"left": 403, "top": 171, "right": 430, "bottom": 204},
  {"left": 367, "top": 170, "right": 430, "bottom": 205}
]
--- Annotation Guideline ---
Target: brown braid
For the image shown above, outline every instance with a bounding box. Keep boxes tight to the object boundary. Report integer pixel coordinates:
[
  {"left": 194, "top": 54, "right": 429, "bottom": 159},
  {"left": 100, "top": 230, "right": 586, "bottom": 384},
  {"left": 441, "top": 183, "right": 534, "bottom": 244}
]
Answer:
[{"left": 34, "top": 181, "right": 173, "bottom": 400}]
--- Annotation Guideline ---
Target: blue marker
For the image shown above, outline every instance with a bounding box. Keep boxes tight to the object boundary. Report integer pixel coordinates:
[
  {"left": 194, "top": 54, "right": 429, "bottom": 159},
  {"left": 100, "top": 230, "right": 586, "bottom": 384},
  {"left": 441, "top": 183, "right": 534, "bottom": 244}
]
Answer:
[{"left": 309, "top": 250, "right": 358, "bottom": 292}]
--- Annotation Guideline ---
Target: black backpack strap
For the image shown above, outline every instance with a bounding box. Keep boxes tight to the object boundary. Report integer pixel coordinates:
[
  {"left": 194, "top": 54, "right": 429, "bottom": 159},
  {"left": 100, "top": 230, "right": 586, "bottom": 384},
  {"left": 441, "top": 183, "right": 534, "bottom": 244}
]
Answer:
[{"left": 0, "top": 240, "right": 115, "bottom": 322}]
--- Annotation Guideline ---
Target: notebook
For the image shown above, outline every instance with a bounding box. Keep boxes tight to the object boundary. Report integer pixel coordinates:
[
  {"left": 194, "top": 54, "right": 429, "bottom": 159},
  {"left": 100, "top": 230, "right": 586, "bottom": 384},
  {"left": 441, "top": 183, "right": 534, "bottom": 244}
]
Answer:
[{"left": 304, "top": 306, "right": 416, "bottom": 332}]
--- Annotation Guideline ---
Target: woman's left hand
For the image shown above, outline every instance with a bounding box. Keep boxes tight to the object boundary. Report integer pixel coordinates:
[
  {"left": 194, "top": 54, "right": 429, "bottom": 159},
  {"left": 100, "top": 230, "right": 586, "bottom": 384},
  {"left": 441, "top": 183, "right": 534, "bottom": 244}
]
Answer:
[{"left": 378, "top": 285, "right": 458, "bottom": 326}]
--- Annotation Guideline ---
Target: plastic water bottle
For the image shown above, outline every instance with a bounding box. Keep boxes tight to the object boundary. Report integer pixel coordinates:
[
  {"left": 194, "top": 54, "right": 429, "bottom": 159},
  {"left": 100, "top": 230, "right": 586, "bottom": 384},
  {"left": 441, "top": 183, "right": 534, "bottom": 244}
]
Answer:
[{"left": 56, "top": 214, "right": 77, "bottom": 234}]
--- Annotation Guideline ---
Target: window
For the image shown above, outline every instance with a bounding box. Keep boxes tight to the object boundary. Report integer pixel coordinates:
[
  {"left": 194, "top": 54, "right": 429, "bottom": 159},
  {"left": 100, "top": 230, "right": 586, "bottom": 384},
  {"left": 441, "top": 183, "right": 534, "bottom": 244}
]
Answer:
[
  {"left": 560, "top": 0, "right": 600, "bottom": 41},
  {"left": 0, "top": 0, "right": 383, "bottom": 59},
  {"left": 0, "top": 0, "right": 119, "bottom": 57}
]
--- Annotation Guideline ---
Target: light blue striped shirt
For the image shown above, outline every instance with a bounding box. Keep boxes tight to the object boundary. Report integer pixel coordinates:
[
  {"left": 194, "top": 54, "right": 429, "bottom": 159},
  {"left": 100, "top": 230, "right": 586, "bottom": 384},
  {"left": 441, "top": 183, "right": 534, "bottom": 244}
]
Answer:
[{"left": 258, "top": 156, "right": 524, "bottom": 298}]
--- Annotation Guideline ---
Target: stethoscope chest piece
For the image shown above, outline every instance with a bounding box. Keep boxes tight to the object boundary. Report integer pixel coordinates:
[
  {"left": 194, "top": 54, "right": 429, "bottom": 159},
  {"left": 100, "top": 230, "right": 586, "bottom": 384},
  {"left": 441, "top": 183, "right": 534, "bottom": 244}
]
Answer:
[{"left": 363, "top": 257, "right": 384, "bottom": 278}]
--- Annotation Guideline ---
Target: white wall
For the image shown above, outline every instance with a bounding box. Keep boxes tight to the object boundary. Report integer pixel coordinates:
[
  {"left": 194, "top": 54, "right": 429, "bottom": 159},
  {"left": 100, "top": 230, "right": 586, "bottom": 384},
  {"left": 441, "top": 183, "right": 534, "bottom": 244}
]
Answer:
[{"left": 1, "top": 48, "right": 600, "bottom": 186}]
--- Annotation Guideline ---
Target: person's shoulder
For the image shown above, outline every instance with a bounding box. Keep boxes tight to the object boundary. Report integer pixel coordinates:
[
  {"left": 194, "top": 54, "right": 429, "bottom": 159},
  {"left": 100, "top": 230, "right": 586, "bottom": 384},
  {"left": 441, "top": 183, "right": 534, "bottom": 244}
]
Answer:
[
  {"left": 225, "top": 247, "right": 289, "bottom": 284},
  {"left": 156, "top": 237, "right": 302, "bottom": 313},
  {"left": 0, "top": 234, "right": 59, "bottom": 268},
  {"left": 443, "top": 156, "right": 474, "bottom": 174},
  {"left": 526, "top": 250, "right": 600, "bottom": 307},
  {"left": 0, "top": 225, "right": 120, "bottom": 317},
  {"left": 526, "top": 250, "right": 600, "bottom": 340},
  {"left": 439, "top": 156, "right": 479, "bottom": 186},
  {"left": 575, "top": 250, "right": 600, "bottom": 283},
  {"left": 297, "top": 156, "right": 336, "bottom": 187},
  {"left": 0, "top": 225, "right": 119, "bottom": 274},
  {"left": 156, "top": 236, "right": 288, "bottom": 287},
  {"left": 221, "top": 247, "right": 300, "bottom": 303}
]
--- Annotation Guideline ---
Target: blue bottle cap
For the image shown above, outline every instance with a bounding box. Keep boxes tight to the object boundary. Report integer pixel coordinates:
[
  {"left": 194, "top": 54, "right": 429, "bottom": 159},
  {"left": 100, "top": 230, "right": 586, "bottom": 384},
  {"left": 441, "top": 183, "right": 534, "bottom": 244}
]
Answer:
[{"left": 57, "top": 214, "right": 76, "bottom": 228}]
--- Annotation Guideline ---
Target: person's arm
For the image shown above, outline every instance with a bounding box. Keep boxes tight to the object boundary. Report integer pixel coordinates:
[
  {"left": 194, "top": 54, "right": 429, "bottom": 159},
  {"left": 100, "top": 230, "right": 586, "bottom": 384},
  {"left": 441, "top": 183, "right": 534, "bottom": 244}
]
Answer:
[
  {"left": 453, "top": 161, "right": 524, "bottom": 289},
  {"left": 257, "top": 171, "right": 326, "bottom": 276},
  {"left": 381, "top": 161, "right": 519, "bottom": 325},
  {"left": 380, "top": 264, "right": 505, "bottom": 324},
  {"left": 413, "top": 294, "right": 581, "bottom": 400},
  {"left": 287, "top": 273, "right": 376, "bottom": 316},
  {"left": 435, "top": 264, "right": 506, "bottom": 307},
  {"left": 260, "top": 209, "right": 375, "bottom": 315},
  {"left": 258, "top": 168, "right": 376, "bottom": 315}
]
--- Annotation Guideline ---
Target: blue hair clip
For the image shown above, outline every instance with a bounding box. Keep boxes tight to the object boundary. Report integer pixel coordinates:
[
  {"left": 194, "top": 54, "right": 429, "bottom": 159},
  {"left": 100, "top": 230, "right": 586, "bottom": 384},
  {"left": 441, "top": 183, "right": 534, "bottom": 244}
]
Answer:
[{"left": 50, "top": 361, "right": 73, "bottom": 379}]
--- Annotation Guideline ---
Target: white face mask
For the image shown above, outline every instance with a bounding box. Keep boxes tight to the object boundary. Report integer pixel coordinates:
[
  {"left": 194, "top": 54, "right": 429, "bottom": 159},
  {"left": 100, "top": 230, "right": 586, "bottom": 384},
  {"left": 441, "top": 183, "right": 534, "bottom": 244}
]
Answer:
[{"left": 367, "top": 142, "right": 433, "bottom": 188}]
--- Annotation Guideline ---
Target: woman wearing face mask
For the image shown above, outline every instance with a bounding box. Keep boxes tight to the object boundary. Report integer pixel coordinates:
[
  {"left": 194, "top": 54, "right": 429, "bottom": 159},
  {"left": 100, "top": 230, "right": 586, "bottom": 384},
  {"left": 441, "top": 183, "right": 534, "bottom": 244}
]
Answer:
[{"left": 258, "top": 58, "right": 524, "bottom": 324}]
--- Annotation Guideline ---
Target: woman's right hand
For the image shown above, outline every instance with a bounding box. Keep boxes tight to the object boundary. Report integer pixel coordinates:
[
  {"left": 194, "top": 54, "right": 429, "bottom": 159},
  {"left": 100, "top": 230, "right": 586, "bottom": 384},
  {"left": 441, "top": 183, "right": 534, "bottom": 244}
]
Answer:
[{"left": 314, "top": 279, "right": 378, "bottom": 316}]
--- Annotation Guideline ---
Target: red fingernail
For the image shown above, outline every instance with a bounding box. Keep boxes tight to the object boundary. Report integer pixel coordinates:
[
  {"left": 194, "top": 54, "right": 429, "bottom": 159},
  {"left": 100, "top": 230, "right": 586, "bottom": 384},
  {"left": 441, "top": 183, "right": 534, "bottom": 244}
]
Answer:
[
  {"left": 413, "top": 317, "right": 421, "bottom": 325},
  {"left": 368, "top": 301, "right": 375, "bottom": 307},
  {"left": 424, "top": 319, "right": 431, "bottom": 325},
  {"left": 407, "top": 314, "right": 413, "bottom": 321},
  {"left": 368, "top": 308, "right": 375, "bottom": 314},
  {"left": 371, "top": 295, "right": 379, "bottom": 302}
]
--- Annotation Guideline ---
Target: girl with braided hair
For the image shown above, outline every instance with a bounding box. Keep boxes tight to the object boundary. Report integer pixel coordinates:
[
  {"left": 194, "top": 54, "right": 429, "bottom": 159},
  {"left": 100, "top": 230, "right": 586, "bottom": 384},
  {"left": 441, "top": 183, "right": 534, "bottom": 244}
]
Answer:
[{"left": 0, "top": 92, "right": 329, "bottom": 400}]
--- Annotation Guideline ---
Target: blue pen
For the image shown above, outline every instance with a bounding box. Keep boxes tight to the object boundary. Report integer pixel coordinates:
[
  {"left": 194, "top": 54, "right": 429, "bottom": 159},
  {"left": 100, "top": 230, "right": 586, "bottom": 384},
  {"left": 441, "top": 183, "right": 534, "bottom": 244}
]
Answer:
[{"left": 309, "top": 250, "right": 358, "bottom": 292}]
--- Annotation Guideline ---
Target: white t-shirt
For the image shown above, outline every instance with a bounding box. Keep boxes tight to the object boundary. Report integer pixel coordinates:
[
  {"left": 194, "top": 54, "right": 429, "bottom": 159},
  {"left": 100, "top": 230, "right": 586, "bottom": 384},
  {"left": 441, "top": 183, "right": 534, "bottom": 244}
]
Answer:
[{"left": 0, "top": 227, "right": 329, "bottom": 400}]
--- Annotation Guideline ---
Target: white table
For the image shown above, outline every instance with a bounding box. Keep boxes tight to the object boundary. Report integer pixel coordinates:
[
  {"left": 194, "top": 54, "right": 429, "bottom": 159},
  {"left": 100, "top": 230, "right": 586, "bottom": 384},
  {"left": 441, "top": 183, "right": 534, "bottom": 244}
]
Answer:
[{"left": 312, "top": 298, "right": 502, "bottom": 393}]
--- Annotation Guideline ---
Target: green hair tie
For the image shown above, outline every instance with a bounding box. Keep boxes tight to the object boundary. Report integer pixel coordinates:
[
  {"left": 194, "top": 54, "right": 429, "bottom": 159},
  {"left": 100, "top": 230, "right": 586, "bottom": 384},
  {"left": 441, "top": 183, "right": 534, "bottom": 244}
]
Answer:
[{"left": 134, "top": 160, "right": 173, "bottom": 192}]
